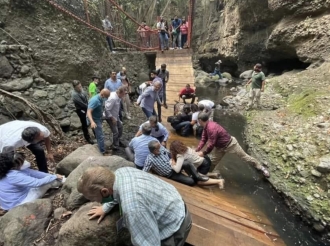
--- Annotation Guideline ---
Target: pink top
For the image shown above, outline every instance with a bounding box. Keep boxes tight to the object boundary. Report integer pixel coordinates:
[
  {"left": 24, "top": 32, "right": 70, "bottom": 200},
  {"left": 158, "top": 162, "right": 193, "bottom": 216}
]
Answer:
[{"left": 180, "top": 22, "right": 188, "bottom": 34}]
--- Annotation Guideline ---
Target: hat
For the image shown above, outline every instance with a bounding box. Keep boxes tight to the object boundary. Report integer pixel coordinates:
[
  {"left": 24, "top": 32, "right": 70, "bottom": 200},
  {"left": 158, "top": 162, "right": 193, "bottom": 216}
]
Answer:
[
  {"left": 215, "top": 60, "right": 222, "bottom": 65},
  {"left": 92, "top": 75, "right": 100, "bottom": 80}
]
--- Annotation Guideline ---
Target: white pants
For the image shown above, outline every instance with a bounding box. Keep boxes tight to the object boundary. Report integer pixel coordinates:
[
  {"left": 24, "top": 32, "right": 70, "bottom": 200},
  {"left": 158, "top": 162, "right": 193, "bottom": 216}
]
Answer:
[
  {"left": 19, "top": 180, "right": 61, "bottom": 205},
  {"left": 248, "top": 88, "right": 261, "bottom": 108}
]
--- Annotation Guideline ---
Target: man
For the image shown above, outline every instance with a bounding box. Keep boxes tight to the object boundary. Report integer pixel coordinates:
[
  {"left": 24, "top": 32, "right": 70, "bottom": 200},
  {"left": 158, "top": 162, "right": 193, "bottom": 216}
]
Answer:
[
  {"left": 198, "top": 99, "right": 215, "bottom": 120},
  {"left": 171, "top": 16, "right": 182, "bottom": 49},
  {"left": 87, "top": 89, "right": 111, "bottom": 155},
  {"left": 157, "top": 17, "right": 168, "bottom": 52},
  {"left": 151, "top": 70, "right": 166, "bottom": 122},
  {"left": 77, "top": 166, "right": 192, "bottom": 245},
  {"left": 246, "top": 63, "right": 266, "bottom": 109},
  {"left": 71, "top": 80, "right": 93, "bottom": 144},
  {"left": 143, "top": 140, "right": 195, "bottom": 186},
  {"left": 195, "top": 113, "right": 270, "bottom": 178},
  {"left": 116, "top": 67, "right": 132, "bottom": 120},
  {"left": 179, "top": 84, "right": 195, "bottom": 104},
  {"left": 0, "top": 121, "right": 54, "bottom": 173},
  {"left": 209, "top": 60, "right": 222, "bottom": 78},
  {"left": 102, "top": 15, "right": 115, "bottom": 53},
  {"left": 156, "top": 64, "right": 169, "bottom": 108},
  {"left": 89, "top": 76, "right": 100, "bottom": 98},
  {"left": 125, "top": 123, "right": 158, "bottom": 170},
  {"left": 135, "top": 116, "right": 169, "bottom": 147},
  {"left": 136, "top": 80, "right": 163, "bottom": 119},
  {"left": 104, "top": 71, "right": 122, "bottom": 92},
  {"left": 104, "top": 86, "right": 126, "bottom": 151}
]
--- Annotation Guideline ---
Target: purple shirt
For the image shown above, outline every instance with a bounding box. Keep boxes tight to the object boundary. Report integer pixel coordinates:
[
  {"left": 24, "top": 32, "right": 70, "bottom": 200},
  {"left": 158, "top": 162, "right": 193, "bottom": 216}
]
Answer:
[{"left": 196, "top": 121, "right": 231, "bottom": 154}]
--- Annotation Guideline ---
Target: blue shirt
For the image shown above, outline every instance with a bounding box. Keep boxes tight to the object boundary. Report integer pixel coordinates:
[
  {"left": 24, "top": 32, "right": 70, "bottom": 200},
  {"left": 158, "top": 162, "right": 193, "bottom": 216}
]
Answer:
[
  {"left": 88, "top": 94, "right": 103, "bottom": 120},
  {"left": 139, "top": 121, "right": 169, "bottom": 141},
  {"left": 129, "top": 135, "right": 159, "bottom": 167},
  {"left": 104, "top": 78, "right": 122, "bottom": 92},
  {"left": 0, "top": 168, "right": 57, "bottom": 210},
  {"left": 172, "top": 19, "right": 182, "bottom": 31},
  {"left": 136, "top": 86, "right": 161, "bottom": 112}
]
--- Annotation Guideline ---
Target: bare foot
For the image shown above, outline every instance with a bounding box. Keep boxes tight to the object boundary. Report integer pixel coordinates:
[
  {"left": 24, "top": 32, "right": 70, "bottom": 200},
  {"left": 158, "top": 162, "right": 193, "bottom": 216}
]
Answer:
[{"left": 218, "top": 179, "right": 225, "bottom": 190}]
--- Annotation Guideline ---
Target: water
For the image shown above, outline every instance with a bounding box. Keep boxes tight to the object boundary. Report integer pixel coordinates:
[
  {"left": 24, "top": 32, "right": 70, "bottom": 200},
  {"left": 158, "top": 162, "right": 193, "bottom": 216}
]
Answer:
[{"left": 196, "top": 86, "right": 326, "bottom": 246}]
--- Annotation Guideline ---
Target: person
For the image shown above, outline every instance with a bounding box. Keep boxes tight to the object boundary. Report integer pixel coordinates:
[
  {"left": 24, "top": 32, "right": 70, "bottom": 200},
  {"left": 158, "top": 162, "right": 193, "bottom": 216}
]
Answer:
[
  {"left": 143, "top": 140, "right": 195, "bottom": 186},
  {"left": 136, "top": 80, "right": 163, "bottom": 119},
  {"left": 136, "top": 80, "right": 151, "bottom": 95},
  {"left": 170, "top": 104, "right": 192, "bottom": 133},
  {"left": 246, "top": 63, "right": 266, "bottom": 110},
  {"left": 104, "top": 71, "right": 122, "bottom": 92},
  {"left": 0, "top": 120, "right": 54, "bottom": 173},
  {"left": 89, "top": 76, "right": 100, "bottom": 98},
  {"left": 137, "top": 21, "right": 151, "bottom": 47},
  {"left": 135, "top": 116, "right": 169, "bottom": 147},
  {"left": 157, "top": 17, "right": 169, "bottom": 52},
  {"left": 209, "top": 60, "right": 222, "bottom": 78},
  {"left": 150, "top": 70, "right": 166, "bottom": 122},
  {"left": 179, "top": 84, "right": 195, "bottom": 104},
  {"left": 195, "top": 113, "right": 270, "bottom": 178},
  {"left": 198, "top": 99, "right": 215, "bottom": 120},
  {"left": 117, "top": 67, "right": 132, "bottom": 119},
  {"left": 171, "top": 16, "right": 182, "bottom": 49},
  {"left": 77, "top": 166, "right": 192, "bottom": 245},
  {"left": 104, "top": 86, "right": 126, "bottom": 151},
  {"left": 156, "top": 64, "right": 169, "bottom": 109},
  {"left": 0, "top": 152, "right": 63, "bottom": 211},
  {"left": 102, "top": 15, "right": 115, "bottom": 53},
  {"left": 170, "top": 140, "right": 225, "bottom": 189},
  {"left": 125, "top": 123, "right": 158, "bottom": 170},
  {"left": 71, "top": 80, "right": 93, "bottom": 144},
  {"left": 182, "top": 104, "right": 201, "bottom": 137},
  {"left": 87, "top": 89, "right": 111, "bottom": 155},
  {"left": 180, "top": 17, "right": 188, "bottom": 48}
]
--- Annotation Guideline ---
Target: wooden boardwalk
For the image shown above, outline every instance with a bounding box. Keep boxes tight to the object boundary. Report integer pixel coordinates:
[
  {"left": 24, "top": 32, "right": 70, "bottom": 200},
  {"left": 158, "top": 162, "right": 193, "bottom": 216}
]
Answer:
[{"left": 155, "top": 49, "right": 284, "bottom": 246}]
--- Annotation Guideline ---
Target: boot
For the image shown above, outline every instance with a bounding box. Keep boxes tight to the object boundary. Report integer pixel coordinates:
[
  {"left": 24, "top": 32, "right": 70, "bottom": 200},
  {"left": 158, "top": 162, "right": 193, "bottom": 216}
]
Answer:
[
  {"left": 85, "top": 136, "right": 95, "bottom": 145},
  {"left": 182, "top": 162, "right": 209, "bottom": 182}
]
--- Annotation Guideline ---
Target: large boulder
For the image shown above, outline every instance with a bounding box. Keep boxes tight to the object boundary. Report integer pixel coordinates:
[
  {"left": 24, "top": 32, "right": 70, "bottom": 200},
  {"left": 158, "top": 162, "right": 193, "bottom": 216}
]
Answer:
[
  {"left": 70, "top": 113, "right": 82, "bottom": 130},
  {"left": 56, "top": 144, "right": 103, "bottom": 176},
  {"left": 61, "top": 155, "right": 134, "bottom": 209},
  {"left": 0, "top": 55, "right": 13, "bottom": 78},
  {"left": 0, "top": 199, "right": 52, "bottom": 246},
  {"left": 317, "top": 154, "right": 330, "bottom": 173},
  {"left": 0, "top": 77, "right": 34, "bottom": 91},
  {"left": 57, "top": 202, "right": 131, "bottom": 246},
  {"left": 239, "top": 70, "right": 253, "bottom": 79},
  {"left": 194, "top": 72, "right": 219, "bottom": 88},
  {"left": 222, "top": 72, "right": 232, "bottom": 80}
]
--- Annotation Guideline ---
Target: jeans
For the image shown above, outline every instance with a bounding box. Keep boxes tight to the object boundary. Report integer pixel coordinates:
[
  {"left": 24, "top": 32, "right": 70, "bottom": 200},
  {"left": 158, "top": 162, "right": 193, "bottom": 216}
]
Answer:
[
  {"left": 27, "top": 142, "right": 48, "bottom": 173},
  {"left": 106, "top": 35, "right": 113, "bottom": 52},
  {"left": 76, "top": 109, "right": 91, "bottom": 141},
  {"left": 106, "top": 119, "right": 123, "bottom": 147},
  {"left": 141, "top": 107, "right": 156, "bottom": 119},
  {"left": 181, "top": 34, "right": 187, "bottom": 48},
  {"left": 173, "top": 32, "right": 182, "bottom": 48},
  {"left": 159, "top": 33, "right": 168, "bottom": 50},
  {"left": 94, "top": 119, "right": 105, "bottom": 154}
]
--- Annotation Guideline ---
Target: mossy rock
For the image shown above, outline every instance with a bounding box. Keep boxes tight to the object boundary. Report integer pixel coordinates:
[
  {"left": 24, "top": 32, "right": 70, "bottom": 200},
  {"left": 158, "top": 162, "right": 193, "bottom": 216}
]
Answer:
[{"left": 222, "top": 72, "right": 232, "bottom": 80}]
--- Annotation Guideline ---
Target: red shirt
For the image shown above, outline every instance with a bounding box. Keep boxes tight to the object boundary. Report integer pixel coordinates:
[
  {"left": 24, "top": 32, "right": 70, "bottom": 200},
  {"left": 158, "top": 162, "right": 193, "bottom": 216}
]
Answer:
[
  {"left": 196, "top": 121, "right": 231, "bottom": 154},
  {"left": 179, "top": 87, "right": 195, "bottom": 96}
]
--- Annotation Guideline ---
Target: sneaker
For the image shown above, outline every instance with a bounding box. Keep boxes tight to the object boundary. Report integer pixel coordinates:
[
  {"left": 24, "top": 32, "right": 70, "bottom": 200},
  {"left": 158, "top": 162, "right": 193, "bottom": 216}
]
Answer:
[{"left": 260, "top": 166, "right": 270, "bottom": 178}]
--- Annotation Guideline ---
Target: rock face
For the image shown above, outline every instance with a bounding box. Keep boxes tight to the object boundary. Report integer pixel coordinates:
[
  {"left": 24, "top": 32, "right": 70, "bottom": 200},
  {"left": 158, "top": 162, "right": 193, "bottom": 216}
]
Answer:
[
  {"left": 56, "top": 144, "right": 103, "bottom": 176},
  {"left": 193, "top": 0, "right": 330, "bottom": 73},
  {"left": 57, "top": 202, "right": 131, "bottom": 246},
  {"left": 61, "top": 155, "right": 134, "bottom": 209},
  {"left": 0, "top": 77, "right": 33, "bottom": 91},
  {"left": 317, "top": 155, "right": 330, "bottom": 173},
  {"left": 0, "top": 199, "right": 53, "bottom": 246},
  {"left": 0, "top": 55, "right": 13, "bottom": 78}
]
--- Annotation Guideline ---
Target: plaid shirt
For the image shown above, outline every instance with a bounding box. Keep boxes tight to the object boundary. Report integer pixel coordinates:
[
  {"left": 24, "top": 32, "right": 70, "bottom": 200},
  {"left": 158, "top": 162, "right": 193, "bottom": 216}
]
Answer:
[
  {"left": 102, "top": 167, "right": 185, "bottom": 245},
  {"left": 143, "top": 145, "right": 172, "bottom": 177}
]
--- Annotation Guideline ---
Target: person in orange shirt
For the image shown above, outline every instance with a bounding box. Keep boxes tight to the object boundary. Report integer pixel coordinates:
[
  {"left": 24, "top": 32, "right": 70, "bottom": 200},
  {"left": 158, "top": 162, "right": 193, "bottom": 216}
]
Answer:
[{"left": 178, "top": 84, "right": 195, "bottom": 104}]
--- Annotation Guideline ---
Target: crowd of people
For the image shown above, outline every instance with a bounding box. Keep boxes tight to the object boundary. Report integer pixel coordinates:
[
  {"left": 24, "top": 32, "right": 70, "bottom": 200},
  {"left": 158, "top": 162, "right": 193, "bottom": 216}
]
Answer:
[{"left": 0, "top": 59, "right": 269, "bottom": 244}]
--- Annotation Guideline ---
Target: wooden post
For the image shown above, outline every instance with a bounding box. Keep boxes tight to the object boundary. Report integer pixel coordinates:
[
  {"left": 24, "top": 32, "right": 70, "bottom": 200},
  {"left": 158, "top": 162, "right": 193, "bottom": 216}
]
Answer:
[
  {"left": 83, "top": 0, "right": 90, "bottom": 24},
  {"left": 187, "top": 0, "right": 193, "bottom": 48}
]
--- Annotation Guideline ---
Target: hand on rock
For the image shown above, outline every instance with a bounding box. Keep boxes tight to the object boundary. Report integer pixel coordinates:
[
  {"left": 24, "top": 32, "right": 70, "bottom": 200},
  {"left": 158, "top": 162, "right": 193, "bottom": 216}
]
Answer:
[{"left": 88, "top": 206, "right": 106, "bottom": 224}]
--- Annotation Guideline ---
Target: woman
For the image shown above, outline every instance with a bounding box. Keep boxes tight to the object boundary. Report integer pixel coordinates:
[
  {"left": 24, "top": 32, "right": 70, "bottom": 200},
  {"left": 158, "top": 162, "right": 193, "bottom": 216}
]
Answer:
[
  {"left": 0, "top": 152, "right": 64, "bottom": 211},
  {"left": 170, "top": 140, "right": 225, "bottom": 189},
  {"left": 180, "top": 17, "right": 188, "bottom": 48}
]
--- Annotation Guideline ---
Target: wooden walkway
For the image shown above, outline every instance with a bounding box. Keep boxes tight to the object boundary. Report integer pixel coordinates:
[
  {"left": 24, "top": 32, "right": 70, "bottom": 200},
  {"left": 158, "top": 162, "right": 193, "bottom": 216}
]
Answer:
[{"left": 155, "top": 49, "right": 284, "bottom": 246}]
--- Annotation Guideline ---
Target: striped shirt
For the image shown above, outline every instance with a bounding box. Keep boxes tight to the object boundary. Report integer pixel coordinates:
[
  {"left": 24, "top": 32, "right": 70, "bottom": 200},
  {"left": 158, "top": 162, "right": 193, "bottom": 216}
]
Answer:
[
  {"left": 102, "top": 167, "right": 185, "bottom": 245},
  {"left": 129, "top": 135, "right": 159, "bottom": 167},
  {"left": 143, "top": 145, "right": 172, "bottom": 177},
  {"left": 139, "top": 121, "right": 169, "bottom": 141}
]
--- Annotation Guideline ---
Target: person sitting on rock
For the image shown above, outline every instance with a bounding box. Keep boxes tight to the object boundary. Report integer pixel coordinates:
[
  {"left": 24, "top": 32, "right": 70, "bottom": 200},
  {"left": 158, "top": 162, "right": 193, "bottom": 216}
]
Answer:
[
  {"left": 209, "top": 60, "right": 223, "bottom": 79},
  {"left": 245, "top": 63, "right": 266, "bottom": 110},
  {"left": 88, "top": 75, "right": 100, "bottom": 98},
  {"left": 0, "top": 120, "right": 55, "bottom": 173},
  {"left": 87, "top": 89, "right": 111, "bottom": 155},
  {"left": 77, "top": 166, "right": 192, "bottom": 245},
  {"left": 125, "top": 123, "right": 158, "bottom": 170},
  {"left": 135, "top": 116, "right": 169, "bottom": 147},
  {"left": 178, "top": 84, "right": 196, "bottom": 104},
  {"left": 0, "top": 151, "right": 64, "bottom": 211},
  {"left": 195, "top": 112, "right": 270, "bottom": 178},
  {"left": 71, "top": 80, "right": 94, "bottom": 145},
  {"left": 169, "top": 140, "right": 225, "bottom": 189}
]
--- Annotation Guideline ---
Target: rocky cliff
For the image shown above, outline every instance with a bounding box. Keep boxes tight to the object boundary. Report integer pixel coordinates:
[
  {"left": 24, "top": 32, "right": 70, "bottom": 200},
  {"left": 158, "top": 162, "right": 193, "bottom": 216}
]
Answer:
[{"left": 193, "top": 0, "right": 330, "bottom": 74}]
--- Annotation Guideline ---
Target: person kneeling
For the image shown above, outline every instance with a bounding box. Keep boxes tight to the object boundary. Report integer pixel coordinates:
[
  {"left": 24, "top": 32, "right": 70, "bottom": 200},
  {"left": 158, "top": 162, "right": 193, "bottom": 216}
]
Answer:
[{"left": 0, "top": 152, "right": 64, "bottom": 211}]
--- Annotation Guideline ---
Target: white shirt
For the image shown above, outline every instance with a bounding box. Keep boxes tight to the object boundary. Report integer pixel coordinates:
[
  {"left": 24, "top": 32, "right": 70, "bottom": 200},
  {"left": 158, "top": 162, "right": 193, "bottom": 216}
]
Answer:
[
  {"left": 157, "top": 22, "right": 166, "bottom": 32},
  {"left": 198, "top": 100, "right": 214, "bottom": 109},
  {"left": 191, "top": 111, "right": 200, "bottom": 126},
  {"left": 0, "top": 120, "right": 50, "bottom": 152},
  {"left": 138, "top": 82, "right": 149, "bottom": 93},
  {"left": 102, "top": 19, "right": 113, "bottom": 31}
]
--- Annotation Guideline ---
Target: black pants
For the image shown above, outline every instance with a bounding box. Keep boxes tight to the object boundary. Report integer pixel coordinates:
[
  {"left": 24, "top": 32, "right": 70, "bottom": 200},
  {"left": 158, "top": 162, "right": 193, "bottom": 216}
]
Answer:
[
  {"left": 180, "top": 94, "right": 195, "bottom": 104},
  {"left": 197, "top": 156, "right": 211, "bottom": 175},
  {"left": 76, "top": 109, "right": 91, "bottom": 141},
  {"left": 106, "top": 35, "right": 113, "bottom": 52},
  {"left": 169, "top": 172, "right": 195, "bottom": 186},
  {"left": 27, "top": 143, "right": 48, "bottom": 173}
]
